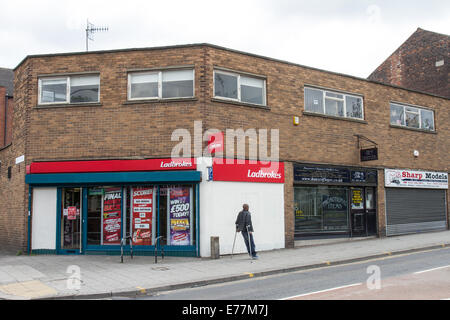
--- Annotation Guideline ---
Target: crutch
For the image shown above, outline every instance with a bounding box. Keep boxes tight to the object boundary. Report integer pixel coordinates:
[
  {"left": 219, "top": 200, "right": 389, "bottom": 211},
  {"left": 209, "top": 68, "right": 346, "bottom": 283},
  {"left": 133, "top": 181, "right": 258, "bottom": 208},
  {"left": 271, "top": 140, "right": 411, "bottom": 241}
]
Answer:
[
  {"left": 231, "top": 229, "right": 237, "bottom": 258},
  {"left": 246, "top": 225, "right": 253, "bottom": 258}
]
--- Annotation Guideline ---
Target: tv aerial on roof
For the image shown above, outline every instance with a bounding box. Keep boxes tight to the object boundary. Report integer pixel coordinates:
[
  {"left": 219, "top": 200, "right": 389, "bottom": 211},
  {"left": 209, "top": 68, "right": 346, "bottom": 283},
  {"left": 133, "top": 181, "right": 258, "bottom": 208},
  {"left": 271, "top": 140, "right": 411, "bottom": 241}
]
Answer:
[{"left": 85, "top": 19, "right": 109, "bottom": 52}]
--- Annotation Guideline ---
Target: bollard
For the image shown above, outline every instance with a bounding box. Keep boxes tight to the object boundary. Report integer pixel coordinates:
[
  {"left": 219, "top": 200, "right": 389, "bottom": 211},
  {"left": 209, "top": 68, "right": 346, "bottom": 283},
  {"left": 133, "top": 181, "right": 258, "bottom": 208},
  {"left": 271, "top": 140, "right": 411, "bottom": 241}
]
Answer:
[{"left": 210, "top": 236, "right": 220, "bottom": 259}]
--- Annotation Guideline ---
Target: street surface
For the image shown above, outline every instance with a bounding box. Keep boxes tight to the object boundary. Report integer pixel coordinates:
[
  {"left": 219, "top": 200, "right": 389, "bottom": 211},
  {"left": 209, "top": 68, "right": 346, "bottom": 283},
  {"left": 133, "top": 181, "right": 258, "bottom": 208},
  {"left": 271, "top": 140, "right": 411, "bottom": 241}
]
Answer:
[{"left": 129, "top": 247, "right": 450, "bottom": 300}]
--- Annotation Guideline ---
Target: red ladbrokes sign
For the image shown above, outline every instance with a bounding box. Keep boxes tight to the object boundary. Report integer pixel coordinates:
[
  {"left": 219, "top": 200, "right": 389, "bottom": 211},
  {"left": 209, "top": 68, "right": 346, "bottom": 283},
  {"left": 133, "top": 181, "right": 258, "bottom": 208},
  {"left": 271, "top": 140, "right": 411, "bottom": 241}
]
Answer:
[{"left": 212, "top": 159, "right": 284, "bottom": 183}]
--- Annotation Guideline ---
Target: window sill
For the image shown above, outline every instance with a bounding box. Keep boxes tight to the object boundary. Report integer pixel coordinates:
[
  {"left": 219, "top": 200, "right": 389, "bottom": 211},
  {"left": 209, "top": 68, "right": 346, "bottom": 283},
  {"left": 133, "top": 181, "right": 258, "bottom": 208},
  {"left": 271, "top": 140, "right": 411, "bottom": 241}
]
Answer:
[
  {"left": 35, "top": 102, "right": 102, "bottom": 109},
  {"left": 302, "top": 111, "right": 367, "bottom": 124},
  {"left": 123, "top": 97, "right": 198, "bottom": 105},
  {"left": 211, "top": 98, "right": 270, "bottom": 111},
  {"left": 389, "top": 124, "right": 436, "bottom": 134}
]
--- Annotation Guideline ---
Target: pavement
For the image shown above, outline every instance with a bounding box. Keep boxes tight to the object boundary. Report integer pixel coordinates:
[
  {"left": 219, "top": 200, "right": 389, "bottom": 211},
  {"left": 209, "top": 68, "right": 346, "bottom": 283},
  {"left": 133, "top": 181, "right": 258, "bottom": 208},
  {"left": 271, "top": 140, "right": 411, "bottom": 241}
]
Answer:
[{"left": 0, "top": 230, "right": 449, "bottom": 300}]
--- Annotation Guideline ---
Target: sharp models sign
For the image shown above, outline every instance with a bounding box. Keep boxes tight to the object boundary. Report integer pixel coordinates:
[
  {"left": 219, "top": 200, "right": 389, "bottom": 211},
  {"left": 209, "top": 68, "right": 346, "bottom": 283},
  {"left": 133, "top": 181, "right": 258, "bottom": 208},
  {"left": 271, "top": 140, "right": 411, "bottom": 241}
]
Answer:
[{"left": 385, "top": 169, "right": 448, "bottom": 189}]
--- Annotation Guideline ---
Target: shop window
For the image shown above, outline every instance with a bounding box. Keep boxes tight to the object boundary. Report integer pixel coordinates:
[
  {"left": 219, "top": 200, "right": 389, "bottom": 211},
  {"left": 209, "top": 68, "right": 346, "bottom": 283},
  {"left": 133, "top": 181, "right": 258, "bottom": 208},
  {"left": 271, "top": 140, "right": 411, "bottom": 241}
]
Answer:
[
  {"left": 69, "top": 75, "right": 100, "bottom": 103},
  {"left": 128, "top": 68, "right": 194, "bottom": 100},
  {"left": 294, "top": 186, "right": 349, "bottom": 234},
  {"left": 304, "top": 86, "right": 364, "bottom": 120},
  {"left": 390, "top": 102, "right": 435, "bottom": 131},
  {"left": 87, "top": 187, "right": 122, "bottom": 245},
  {"left": 214, "top": 69, "right": 266, "bottom": 106},
  {"left": 38, "top": 74, "right": 100, "bottom": 105}
]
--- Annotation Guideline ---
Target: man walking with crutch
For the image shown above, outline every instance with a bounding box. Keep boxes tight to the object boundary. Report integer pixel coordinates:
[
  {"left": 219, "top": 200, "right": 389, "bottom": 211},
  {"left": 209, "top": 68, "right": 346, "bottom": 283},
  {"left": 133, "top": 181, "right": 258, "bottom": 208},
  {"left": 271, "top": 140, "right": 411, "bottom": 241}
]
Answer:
[{"left": 235, "top": 204, "right": 258, "bottom": 259}]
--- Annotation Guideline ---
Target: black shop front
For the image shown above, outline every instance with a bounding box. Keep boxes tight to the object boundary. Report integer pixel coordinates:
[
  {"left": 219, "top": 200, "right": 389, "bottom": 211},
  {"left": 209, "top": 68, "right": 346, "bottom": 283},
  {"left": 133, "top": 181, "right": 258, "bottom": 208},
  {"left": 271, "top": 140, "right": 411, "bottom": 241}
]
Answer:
[{"left": 293, "top": 163, "right": 378, "bottom": 239}]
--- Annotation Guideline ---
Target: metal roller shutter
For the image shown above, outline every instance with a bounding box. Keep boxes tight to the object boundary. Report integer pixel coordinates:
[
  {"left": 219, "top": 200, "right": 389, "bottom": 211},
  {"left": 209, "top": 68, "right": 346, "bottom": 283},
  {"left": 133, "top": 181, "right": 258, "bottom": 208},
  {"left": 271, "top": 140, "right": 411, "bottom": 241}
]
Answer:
[{"left": 385, "top": 188, "right": 447, "bottom": 236}]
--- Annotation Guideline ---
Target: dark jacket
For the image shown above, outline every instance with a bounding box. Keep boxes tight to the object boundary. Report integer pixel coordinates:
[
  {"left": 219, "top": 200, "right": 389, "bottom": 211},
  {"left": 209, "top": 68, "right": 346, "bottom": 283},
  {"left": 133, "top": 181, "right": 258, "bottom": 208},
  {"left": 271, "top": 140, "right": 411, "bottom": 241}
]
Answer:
[{"left": 235, "top": 210, "right": 254, "bottom": 232}]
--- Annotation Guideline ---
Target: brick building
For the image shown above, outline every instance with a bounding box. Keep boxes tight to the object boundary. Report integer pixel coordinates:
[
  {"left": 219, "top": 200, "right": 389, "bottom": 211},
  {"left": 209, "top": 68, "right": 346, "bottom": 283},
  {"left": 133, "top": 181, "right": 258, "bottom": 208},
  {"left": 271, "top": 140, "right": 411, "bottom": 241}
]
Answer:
[
  {"left": 1, "top": 43, "right": 448, "bottom": 255},
  {"left": 368, "top": 28, "right": 449, "bottom": 99}
]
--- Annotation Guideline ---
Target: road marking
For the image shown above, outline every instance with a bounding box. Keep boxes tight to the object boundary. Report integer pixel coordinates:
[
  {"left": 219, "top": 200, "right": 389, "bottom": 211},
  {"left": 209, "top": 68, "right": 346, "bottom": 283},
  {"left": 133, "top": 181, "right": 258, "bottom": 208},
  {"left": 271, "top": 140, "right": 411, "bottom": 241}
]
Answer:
[
  {"left": 280, "top": 282, "right": 362, "bottom": 300},
  {"left": 414, "top": 265, "right": 450, "bottom": 275},
  {"left": 136, "top": 286, "right": 146, "bottom": 294}
]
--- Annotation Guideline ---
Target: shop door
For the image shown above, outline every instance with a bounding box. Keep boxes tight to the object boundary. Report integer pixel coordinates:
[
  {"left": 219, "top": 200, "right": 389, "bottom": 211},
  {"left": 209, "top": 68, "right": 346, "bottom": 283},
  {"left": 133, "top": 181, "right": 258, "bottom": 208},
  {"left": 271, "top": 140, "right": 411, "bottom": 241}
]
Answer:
[
  {"left": 350, "top": 188, "right": 366, "bottom": 236},
  {"left": 61, "top": 188, "right": 82, "bottom": 253},
  {"left": 365, "top": 187, "right": 377, "bottom": 236}
]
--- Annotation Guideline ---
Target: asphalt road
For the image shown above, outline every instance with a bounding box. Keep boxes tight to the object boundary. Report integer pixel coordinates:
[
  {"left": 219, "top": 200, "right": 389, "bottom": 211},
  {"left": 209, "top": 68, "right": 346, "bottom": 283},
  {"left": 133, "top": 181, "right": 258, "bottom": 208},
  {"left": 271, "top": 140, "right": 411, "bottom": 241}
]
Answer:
[{"left": 131, "top": 247, "right": 450, "bottom": 300}]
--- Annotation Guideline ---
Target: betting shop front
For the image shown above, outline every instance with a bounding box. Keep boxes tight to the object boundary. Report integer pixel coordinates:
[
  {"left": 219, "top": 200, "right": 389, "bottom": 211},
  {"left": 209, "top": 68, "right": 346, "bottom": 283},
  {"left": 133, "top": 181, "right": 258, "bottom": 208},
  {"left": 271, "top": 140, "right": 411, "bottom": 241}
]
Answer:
[{"left": 26, "top": 158, "right": 201, "bottom": 256}]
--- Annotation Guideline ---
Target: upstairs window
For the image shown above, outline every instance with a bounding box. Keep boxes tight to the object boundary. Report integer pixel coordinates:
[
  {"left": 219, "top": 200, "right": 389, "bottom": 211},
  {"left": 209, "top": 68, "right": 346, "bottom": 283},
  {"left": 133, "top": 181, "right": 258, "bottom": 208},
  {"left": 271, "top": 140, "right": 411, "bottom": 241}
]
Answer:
[
  {"left": 214, "top": 69, "right": 266, "bottom": 106},
  {"left": 128, "top": 68, "right": 194, "bottom": 100},
  {"left": 304, "top": 87, "right": 364, "bottom": 120},
  {"left": 38, "top": 75, "right": 100, "bottom": 105},
  {"left": 390, "top": 102, "right": 435, "bottom": 131}
]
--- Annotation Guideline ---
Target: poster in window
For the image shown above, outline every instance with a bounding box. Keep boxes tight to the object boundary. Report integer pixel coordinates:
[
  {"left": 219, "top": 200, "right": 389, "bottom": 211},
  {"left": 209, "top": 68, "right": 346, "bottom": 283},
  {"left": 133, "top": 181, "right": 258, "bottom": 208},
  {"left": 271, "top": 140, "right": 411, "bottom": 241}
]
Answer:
[
  {"left": 131, "top": 187, "right": 153, "bottom": 246},
  {"left": 102, "top": 188, "right": 122, "bottom": 244},
  {"left": 169, "top": 187, "right": 191, "bottom": 246}
]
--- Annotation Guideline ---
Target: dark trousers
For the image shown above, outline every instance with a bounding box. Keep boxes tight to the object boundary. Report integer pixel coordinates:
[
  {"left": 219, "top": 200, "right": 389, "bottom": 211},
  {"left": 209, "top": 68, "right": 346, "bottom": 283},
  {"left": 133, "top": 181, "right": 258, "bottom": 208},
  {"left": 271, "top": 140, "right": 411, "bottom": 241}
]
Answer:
[{"left": 242, "top": 231, "right": 257, "bottom": 257}]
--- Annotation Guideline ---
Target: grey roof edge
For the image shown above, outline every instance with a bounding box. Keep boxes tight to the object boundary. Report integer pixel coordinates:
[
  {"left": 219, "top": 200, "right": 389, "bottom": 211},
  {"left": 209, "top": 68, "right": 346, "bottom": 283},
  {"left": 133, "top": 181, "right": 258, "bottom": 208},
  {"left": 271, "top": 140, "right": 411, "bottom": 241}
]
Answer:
[
  {"left": 13, "top": 42, "right": 450, "bottom": 101},
  {"left": 0, "top": 67, "right": 14, "bottom": 96}
]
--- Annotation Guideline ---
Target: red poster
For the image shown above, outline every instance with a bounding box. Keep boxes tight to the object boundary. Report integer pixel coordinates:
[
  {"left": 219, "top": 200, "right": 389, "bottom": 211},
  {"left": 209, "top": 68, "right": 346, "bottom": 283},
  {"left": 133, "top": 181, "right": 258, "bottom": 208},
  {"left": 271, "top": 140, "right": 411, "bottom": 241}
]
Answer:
[
  {"left": 67, "top": 206, "right": 77, "bottom": 220},
  {"left": 132, "top": 187, "right": 153, "bottom": 246},
  {"left": 103, "top": 188, "right": 122, "bottom": 245}
]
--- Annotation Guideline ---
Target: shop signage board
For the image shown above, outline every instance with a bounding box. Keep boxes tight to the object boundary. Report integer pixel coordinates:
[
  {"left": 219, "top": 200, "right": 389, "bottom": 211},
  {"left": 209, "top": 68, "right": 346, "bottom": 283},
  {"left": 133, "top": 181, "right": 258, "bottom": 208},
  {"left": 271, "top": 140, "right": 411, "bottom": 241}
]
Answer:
[
  {"left": 169, "top": 187, "right": 191, "bottom": 246},
  {"left": 28, "top": 158, "right": 196, "bottom": 174},
  {"left": 102, "top": 188, "right": 122, "bottom": 244},
  {"left": 131, "top": 187, "right": 153, "bottom": 246},
  {"left": 212, "top": 159, "right": 285, "bottom": 183},
  {"left": 360, "top": 147, "right": 378, "bottom": 161},
  {"left": 294, "top": 164, "right": 377, "bottom": 185},
  {"left": 385, "top": 169, "right": 448, "bottom": 189}
]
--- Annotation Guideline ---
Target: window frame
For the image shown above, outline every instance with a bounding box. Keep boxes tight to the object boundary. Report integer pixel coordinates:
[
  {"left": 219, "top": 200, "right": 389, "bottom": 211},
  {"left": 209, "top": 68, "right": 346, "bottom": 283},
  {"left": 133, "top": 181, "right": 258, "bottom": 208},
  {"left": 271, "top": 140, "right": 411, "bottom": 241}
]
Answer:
[
  {"left": 389, "top": 102, "right": 435, "bottom": 132},
  {"left": 127, "top": 68, "right": 195, "bottom": 101},
  {"left": 38, "top": 74, "right": 100, "bottom": 105},
  {"left": 213, "top": 69, "right": 267, "bottom": 106},
  {"left": 304, "top": 86, "right": 364, "bottom": 120}
]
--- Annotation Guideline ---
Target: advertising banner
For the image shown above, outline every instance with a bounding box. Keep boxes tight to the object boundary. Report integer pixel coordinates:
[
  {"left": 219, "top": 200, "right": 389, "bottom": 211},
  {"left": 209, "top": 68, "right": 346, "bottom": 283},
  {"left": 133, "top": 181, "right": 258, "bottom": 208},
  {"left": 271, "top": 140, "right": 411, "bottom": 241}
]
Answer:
[
  {"left": 169, "top": 187, "right": 191, "bottom": 246},
  {"left": 294, "top": 164, "right": 377, "bottom": 185},
  {"left": 28, "top": 158, "right": 196, "bottom": 173},
  {"left": 102, "top": 188, "right": 122, "bottom": 244},
  {"left": 131, "top": 187, "right": 153, "bottom": 245},
  {"left": 385, "top": 169, "right": 448, "bottom": 189},
  {"left": 212, "top": 158, "right": 284, "bottom": 183}
]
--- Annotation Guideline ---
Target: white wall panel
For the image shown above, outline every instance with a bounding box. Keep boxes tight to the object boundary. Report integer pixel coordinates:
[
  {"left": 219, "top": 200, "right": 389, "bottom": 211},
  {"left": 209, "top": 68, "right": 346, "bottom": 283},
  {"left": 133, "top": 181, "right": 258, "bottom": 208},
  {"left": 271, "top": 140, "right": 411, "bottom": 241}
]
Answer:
[{"left": 32, "top": 188, "right": 57, "bottom": 250}]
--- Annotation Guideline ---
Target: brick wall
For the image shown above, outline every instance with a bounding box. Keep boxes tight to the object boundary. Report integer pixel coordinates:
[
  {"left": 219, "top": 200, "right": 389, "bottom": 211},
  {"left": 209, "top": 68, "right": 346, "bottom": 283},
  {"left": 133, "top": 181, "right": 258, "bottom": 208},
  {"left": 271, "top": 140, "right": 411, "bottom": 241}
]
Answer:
[
  {"left": 3, "top": 44, "right": 449, "bottom": 250},
  {"left": 368, "top": 28, "right": 450, "bottom": 99},
  {"left": 0, "top": 60, "right": 30, "bottom": 252}
]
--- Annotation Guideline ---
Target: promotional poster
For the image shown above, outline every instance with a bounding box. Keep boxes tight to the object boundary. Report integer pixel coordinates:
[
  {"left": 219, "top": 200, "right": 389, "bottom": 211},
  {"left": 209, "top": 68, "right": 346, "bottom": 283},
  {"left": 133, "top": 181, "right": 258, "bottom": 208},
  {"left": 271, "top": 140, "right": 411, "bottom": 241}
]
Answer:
[
  {"left": 169, "top": 187, "right": 191, "bottom": 246},
  {"left": 131, "top": 187, "right": 153, "bottom": 245},
  {"left": 102, "top": 188, "right": 122, "bottom": 244}
]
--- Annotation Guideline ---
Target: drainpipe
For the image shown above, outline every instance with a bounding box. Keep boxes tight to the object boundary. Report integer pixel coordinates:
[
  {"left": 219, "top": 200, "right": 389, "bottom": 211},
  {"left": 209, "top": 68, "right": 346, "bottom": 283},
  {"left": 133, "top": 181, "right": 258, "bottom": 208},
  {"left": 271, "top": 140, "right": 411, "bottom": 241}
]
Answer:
[
  {"left": 28, "top": 186, "right": 32, "bottom": 254},
  {"left": 3, "top": 94, "right": 7, "bottom": 146}
]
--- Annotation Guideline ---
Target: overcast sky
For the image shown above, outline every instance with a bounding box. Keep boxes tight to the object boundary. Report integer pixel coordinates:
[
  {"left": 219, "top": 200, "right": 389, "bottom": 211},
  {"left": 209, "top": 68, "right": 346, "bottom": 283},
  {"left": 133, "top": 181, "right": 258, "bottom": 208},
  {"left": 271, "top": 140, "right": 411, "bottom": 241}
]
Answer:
[{"left": 1, "top": 0, "right": 449, "bottom": 77}]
